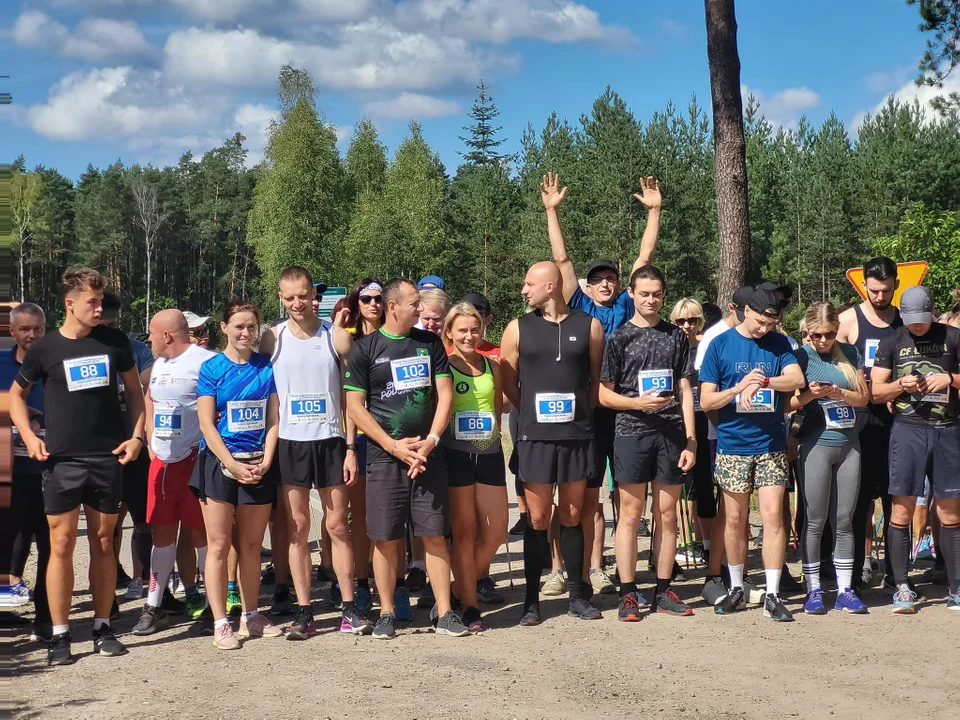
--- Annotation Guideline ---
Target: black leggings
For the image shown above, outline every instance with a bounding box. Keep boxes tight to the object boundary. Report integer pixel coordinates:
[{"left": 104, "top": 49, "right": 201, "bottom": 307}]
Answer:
[{"left": 9, "top": 474, "right": 51, "bottom": 623}]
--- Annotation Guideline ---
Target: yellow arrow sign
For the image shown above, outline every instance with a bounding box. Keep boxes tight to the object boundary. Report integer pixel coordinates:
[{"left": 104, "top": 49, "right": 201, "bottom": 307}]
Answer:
[{"left": 846, "top": 261, "right": 928, "bottom": 307}]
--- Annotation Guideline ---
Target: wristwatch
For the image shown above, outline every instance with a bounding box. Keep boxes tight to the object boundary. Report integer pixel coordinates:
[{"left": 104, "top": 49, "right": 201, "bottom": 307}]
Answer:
[
  {"left": 131, "top": 435, "right": 145, "bottom": 445},
  {"left": 761, "top": 376, "right": 770, "bottom": 389},
  {"left": 427, "top": 433, "right": 442, "bottom": 448}
]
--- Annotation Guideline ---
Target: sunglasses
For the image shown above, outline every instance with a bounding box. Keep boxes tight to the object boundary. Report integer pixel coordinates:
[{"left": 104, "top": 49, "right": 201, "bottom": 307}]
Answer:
[
  {"left": 587, "top": 276, "right": 618, "bottom": 286},
  {"left": 674, "top": 317, "right": 701, "bottom": 326},
  {"left": 809, "top": 331, "right": 837, "bottom": 341},
  {"left": 359, "top": 295, "right": 383, "bottom": 305},
  {"left": 189, "top": 328, "right": 208, "bottom": 338}
]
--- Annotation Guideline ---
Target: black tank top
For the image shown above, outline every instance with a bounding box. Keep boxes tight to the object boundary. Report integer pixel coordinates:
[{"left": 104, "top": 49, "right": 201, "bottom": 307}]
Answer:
[
  {"left": 518, "top": 309, "right": 594, "bottom": 441},
  {"left": 855, "top": 304, "right": 902, "bottom": 424}
]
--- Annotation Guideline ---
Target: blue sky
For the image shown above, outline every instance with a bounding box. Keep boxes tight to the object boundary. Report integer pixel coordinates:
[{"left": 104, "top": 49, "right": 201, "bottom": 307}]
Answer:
[{"left": 0, "top": 0, "right": 936, "bottom": 181}]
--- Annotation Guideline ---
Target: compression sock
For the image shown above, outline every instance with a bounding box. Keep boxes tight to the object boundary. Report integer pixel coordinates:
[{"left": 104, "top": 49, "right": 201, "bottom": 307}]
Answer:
[
  {"left": 888, "top": 523, "right": 911, "bottom": 586},
  {"left": 728, "top": 564, "right": 744, "bottom": 590},
  {"left": 834, "top": 557, "right": 855, "bottom": 591},
  {"left": 134, "top": 530, "right": 153, "bottom": 581},
  {"left": 655, "top": 577, "right": 671, "bottom": 595},
  {"left": 939, "top": 523, "right": 960, "bottom": 593},
  {"left": 559, "top": 524, "right": 585, "bottom": 599},
  {"left": 802, "top": 561, "right": 821, "bottom": 593},
  {"left": 523, "top": 525, "right": 549, "bottom": 606},
  {"left": 765, "top": 567, "right": 782, "bottom": 598},
  {"left": 147, "top": 544, "right": 177, "bottom": 608},
  {"left": 620, "top": 581, "right": 638, "bottom": 597}
]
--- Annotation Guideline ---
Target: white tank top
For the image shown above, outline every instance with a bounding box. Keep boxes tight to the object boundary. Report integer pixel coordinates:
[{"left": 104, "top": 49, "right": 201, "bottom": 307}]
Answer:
[
  {"left": 271, "top": 320, "right": 343, "bottom": 441},
  {"left": 148, "top": 344, "right": 217, "bottom": 463}
]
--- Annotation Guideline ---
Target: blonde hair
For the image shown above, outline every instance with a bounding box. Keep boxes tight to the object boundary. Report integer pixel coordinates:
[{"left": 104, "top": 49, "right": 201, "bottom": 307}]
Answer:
[
  {"left": 940, "top": 289, "right": 960, "bottom": 328},
  {"left": 804, "top": 302, "right": 866, "bottom": 394},
  {"left": 442, "top": 303, "right": 484, "bottom": 348},
  {"left": 420, "top": 288, "right": 451, "bottom": 315},
  {"left": 669, "top": 298, "right": 704, "bottom": 334}
]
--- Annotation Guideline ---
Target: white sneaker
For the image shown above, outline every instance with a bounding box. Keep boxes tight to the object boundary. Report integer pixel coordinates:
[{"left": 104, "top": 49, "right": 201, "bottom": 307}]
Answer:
[
  {"left": 541, "top": 571, "right": 566, "bottom": 597},
  {"left": 589, "top": 569, "right": 616, "bottom": 595},
  {"left": 742, "top": 578, "right": 764, "bottom": 605},
  {"left": 125, "top": 577, "right": 144, "bottom": 600}
]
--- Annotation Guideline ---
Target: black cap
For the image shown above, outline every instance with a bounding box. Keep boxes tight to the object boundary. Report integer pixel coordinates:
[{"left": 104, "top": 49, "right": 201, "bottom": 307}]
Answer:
[
  {"left": 731, "top": 286, "right": 754, "bottom": 323},
  {"left": 313, "top": 282, "right": 328, "bottom": 294},
  {"left": 756, "top": 280, "right": 792, "bottom": 306},
  {"left": 586, "top": 260, "right": 619, "bottom": 279},
  {"left": 747, "top": 288, "right": 782, "bottom": 319},
  {"left": 462, "top": 292, "right": 492, "bottom": 316}
]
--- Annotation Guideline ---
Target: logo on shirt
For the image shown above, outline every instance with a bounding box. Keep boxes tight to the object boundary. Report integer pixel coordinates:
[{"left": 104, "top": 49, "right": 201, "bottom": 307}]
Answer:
[
  {"left": 569, "top": 336, "right": 577, "bottom": 341},
  {"left": 417, "top": 348, "right": 429, "bottom": 357},
  {"left": 456, "top": 381, "right": 469, "bottom": 394},
  {"left": 374, "top": 358, "right": 390, "bottom": 365},
  {"left": 735, "top": 361, "right": 772, "bottom": 375}
]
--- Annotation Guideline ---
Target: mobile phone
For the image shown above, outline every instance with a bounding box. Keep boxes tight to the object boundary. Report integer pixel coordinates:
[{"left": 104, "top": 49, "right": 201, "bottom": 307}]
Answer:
[
  {"left": 653, "top": 390, "right": 675, "bottom": 398},
  {"left": 812, "top": 381, "right": 834, "bottom": 388}
]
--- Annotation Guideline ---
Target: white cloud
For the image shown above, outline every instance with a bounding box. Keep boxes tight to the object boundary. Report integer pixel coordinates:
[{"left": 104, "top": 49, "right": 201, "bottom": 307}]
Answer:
[
  {"left": 365, "top": 92, "right": 462, "bottom": 119},
  {"left": 742, "top": 84, "right": 820, "bottom": 128},
  {"left": 233, "top": 103, "right": 278, "bottom": 164},
  {"left": 11, "top": 10, "right": 150, "bottom": 61},
  {"left": 853, "top": 72, "right": 960, "bottom": 130}
]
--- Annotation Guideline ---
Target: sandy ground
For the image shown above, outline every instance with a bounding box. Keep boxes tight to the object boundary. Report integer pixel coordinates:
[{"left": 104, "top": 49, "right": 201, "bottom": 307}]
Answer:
[{"left": 7, "top": 476, "right": 959, "bottom": 720}]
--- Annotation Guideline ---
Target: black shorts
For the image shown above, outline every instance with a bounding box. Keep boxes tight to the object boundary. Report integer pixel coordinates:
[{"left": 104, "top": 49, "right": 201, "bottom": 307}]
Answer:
[
  {"left": 858, "top": 413, "right": 892, "bottom": 500},
  {"left": 42, "top": 456, "right": 124, "bottom": 515},
  {"left": 888, "top": 422, "right": 960, "bottom": 500},
  {"left": 516, "top": 439, "right": 597, "bottom": 485},
  {"left": 591, "top": 407, "right": 616, "bottom": 489},
  {"left": 444, "top": 448, "right": 506, "bottom": 488},
  {"left": 686, "top": 413, "right": 717, "bottom": 518},
  {"left": 614, "top": 426, "right": 685, "bottom": 486},
  {"left": 188, "top": 451, "right": 277, "bottom": 507},
  {"left": 122, "top": 450, "right": 150, "bottom": 524},
  {"left": 366, "top": 455, "right": 449, "bottom": 541},
  {"left": 278, "top": 437, "right": 345, "bottom": 489}
]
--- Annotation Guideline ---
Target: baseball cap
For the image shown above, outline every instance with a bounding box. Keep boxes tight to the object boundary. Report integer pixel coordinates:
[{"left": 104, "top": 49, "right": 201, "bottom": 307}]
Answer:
[
  {"left": 900, "top": 286, "right": 933, "bottom": 325},
  {"left": 182, "top": 310, "right": 211, "bottom": 329},
  {"left": 756, "top": 280, "right": 793, "bottom": 307},
  {"left": 462, "top": 292, "right": 492, "bottom": 316},
  {"left": 313, "top": 282, "right": 328, "bottom": 294},
  {"left": 417, "top": 275, "right": 445, "bottom": 291},
  {"left": 731, "top": 286, "right": 754, "bottom": 323},
  {"left": 586, "top": 260, "right": 619, "bottom": 279},
  {"left": 746, "top": 288, "right": 783, "bottom": 319}
]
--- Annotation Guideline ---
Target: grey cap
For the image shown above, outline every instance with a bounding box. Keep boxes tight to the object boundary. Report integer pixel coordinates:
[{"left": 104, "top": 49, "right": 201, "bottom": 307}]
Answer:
[{"left": 900, "top": 286, "right": 933, "bottom": 325}]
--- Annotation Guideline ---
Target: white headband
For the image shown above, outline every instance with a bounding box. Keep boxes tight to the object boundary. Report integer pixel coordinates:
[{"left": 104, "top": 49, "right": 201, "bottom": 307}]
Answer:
[{"left": 360, "top": 283, "right": 383, "bottom": 294}]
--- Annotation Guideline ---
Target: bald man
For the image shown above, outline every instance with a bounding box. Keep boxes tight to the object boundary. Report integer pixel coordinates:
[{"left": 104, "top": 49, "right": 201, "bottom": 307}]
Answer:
[
  {"left": 500, "top": 262, "right": 606, "bottom": 625},
  {"left": 132, "top": 310, "right": 215, "bottom": 635}
]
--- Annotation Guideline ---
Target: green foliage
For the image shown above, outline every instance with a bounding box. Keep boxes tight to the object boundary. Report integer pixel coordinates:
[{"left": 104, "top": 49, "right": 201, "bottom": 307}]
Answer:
[
  {"left": 908, "top": 0, "right": 960, "bottom": 114},
  {"left": 459, "top": 79, "right": 510, "bottom": 167}
]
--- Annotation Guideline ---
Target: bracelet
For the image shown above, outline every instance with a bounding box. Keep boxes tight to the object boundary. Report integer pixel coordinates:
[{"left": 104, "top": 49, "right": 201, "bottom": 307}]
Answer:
[
  {"left": 761, "top": 376, "right": 770, "bottom": 389},
  {"left": 427, "top": 433, "right": 442, "bottom": 447},
  {"left": 346, "top": 442, "right": 358, "bottom": 452},
  {"left": 131, "top": 436, "right": 145, "bottom": 445}
]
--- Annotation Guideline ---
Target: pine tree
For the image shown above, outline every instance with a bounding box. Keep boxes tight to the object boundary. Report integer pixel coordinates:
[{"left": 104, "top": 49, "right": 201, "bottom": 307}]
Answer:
[{"left": 458, "top": 80, "right": 509, "bottom": 167}]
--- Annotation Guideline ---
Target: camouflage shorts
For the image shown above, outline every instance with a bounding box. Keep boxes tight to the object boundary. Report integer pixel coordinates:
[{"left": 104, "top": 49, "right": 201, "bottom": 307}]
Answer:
[{"left": 714, "top": 451, "right": 789, "bottom": 494}]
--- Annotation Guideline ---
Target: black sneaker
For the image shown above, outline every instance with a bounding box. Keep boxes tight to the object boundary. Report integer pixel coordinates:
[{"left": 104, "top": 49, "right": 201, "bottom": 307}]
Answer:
[
  {"left": 161, "top": 588, "right": 186, "bottom": 615},
  {"left": 47, "top": 632, "right": 74, "bottom": 666},
  {"left": 715, "top": 587, "right": 746, "bottom": 615},
  {"left": 285, "top": 608, "right": 316, "bottom": 640},
  {"left": 271, "top": 584, "right": 294, "bottom": 616},
  {"left": 462, "top": 605, "right": 483, "bottom": 632},
  {"left": 476, "top": 577, "right": 504, "bottom": 605},
  {"left": 519, "top": 603, "right": 541, "bottom": 627},
  {"left": 260, "top": 563, "right": 276, "bottom": 585},
  {"left": 637, "top": 517, "right": 651, "bottom": 537},
  {"left": 618, "top": 592, "right": 642, "bottom": 622},
  {"left": 115, "top": 564, "right": 133, "bottom": 588},
  {"left": 656, "top": 590, "right": 694, "bottom": 617},
  {"left": 373, "top": 612, "right": 396, "bottom": 639},
  {"left": 508, "top": 514, "right": 528, "bottom": 537},
  {"left": 779, "top": 565, "right": 804, "bottom": 594},
  {"left": 31, "top": 622, "right": 53, "bottom": 643},
  {"left": 132, "top": 604, "right": 170, "bottom": 636},
  {"left": 93, "top": 624, "right": 128, "bottom": 656},
  {"left": 672, "top": 562, "right": 687, "bottom": 582},
  {"left": 329, "top": 582, "right": 343, "bottom": 611},
  {"left": 763, "top": 593, "right": 794, "bottom": 622},
  {"left": 435, "top": 610, "right": 471, "bottom": 637},
  {"left": 416, "top": 582, "right": 435, "bottom": 609},
  {"left": 405, "top": 567, "right": 427, "bottom": 592},
  {"left": 567, "top": 596, "right": 602, "bottom": 620}
]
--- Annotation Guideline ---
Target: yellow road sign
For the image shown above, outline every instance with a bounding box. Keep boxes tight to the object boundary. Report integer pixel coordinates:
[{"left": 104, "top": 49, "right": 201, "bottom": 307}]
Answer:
[{"left": 846, "top": 261, "right": 928, "bottom": 307}]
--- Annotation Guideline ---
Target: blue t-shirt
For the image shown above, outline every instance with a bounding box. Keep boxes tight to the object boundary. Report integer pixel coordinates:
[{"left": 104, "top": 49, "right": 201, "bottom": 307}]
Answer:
[
  {"left": 699, "top": 329, "right": 798, "bottom": 456},
  {"left": 0, "top": 347, "right": 45, "bottom": 475},
  {"left": 130, "top": 338, "right": 155, "bottom": 374},
  {"left": 570, "top": 286, "right": 633, "bottom": 337},
  {"left": 794, "top": 343, "right": 863, "bottom": 448},
  {"left": 196, "top": 352, "right": 276, "bottom": 454}
]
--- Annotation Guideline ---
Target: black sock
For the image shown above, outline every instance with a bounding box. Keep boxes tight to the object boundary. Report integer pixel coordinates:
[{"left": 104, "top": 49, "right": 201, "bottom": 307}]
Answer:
[
  {"left": 357, "top": 578, "right": 369, "bottom": 590},
  {"left": 559, "top": 524, "right": 585, "bottom": 599},
  {"left": 656, "top": 577, "right": 671, "bottom": 595},
  {"left": 134, "top": 531, "right": 152, "bottom": 580},
  {"left": 888, "top": 523, "right": 911, "bottom": 586},
  {"left": 620, "top": 581, "right": 637, "bottom": 597},
  {"left": 940, "top": 523, "right": 960, "bottom": 593},
  {"left": 342, "top": 600, "right": 355, "bottom": 615},
  {"left": 523, "top": 525, "right": 548, "bottom": 606}
]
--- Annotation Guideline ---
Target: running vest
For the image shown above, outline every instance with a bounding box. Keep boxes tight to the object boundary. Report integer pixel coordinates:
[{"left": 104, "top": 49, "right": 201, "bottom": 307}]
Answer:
[
  {"left": 854, "top": 305, "right": 902, "bottom": 424},
  {"left": 517, "top": 309, "right": 594, "bottom": 441},
  {"left": 271, "top": 320, "right": 343, "bottom": 442},
  {"left": 445, "top": 357, "right": 501, "bottom": 454}
]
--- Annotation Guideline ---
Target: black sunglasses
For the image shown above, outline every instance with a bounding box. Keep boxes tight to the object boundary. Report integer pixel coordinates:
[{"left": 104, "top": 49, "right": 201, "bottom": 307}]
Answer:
[
  {"left": 359, "top": 295, "right": 383, "bottom": 305},
  {"left": 809, "top": 331, "right": 838, "bottom": 341},
  {"left": 674, "top": 317, "right": 701, "bottom": 326}
]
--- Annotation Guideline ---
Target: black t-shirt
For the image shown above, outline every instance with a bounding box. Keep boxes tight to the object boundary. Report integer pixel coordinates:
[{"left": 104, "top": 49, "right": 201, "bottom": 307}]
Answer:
[
  {"left": 600, "top": 320, "right": 694, "bottom": 437},
  {"left": 874, "top": 323, "right": 960, "bottom": 428},
  {"left": 343, "top": 327, "right": 451, "bottom": 464},
  {"left": 16, "top": 325, "right": 136, "bottom": 458}
]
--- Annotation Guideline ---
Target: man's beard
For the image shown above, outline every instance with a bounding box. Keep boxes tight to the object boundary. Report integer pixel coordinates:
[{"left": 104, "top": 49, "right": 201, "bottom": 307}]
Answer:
[{"left": 870, "top": 299, "right": 892, "bottom": 311}]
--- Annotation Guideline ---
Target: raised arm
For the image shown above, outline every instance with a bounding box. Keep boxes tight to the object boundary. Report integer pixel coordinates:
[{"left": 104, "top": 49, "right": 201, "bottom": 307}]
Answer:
[
  {"left": 630, "top": 176, "right": 663, "bottom": 274},
  {"left": 541, "top": 172, "right": 579, "bottom": 303}
]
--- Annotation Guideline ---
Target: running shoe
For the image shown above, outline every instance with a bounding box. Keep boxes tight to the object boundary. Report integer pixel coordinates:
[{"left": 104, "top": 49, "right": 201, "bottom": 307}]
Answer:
[
  {"left": 436, "top": 610, "right": 471, "bottom": 637},
  {"left": 762, "top": 594, "right": 794, "bottom": 622},
  {"left": 31, "top": 622, "right": 53, "bottom": 644},
  {"left": 672, "top": 562, "right": 687, "bottom": 583},
  {"left": 462, "top": 606, "right": 484, "bottom": 632},
  {"left": 589, "top": 568, "right": 616, "bottom": 595},
  {"left": 702, "top": 577, "right": 728, "bottom": 606},
  {"left": 637, "top": 517, "right": 651, "bottom": 537},
  {"left": 476, "top": 577, "right": 504, "bottom": 604},
  {"left": 184, "top": 592, "right": 207, "bottom": 620},
  {"left": 132, "top": 604, "right": 171, "bottom": 636},
  {"left": 355, "top": 586, "right": 373, "bottom": 619},
  {"left": 0, "top": 584, "right": 30, "bottom": 607},
  {"left": 394, "top": 586, "right": 415, "bottom": 620},
  {"left": 618, "top": 592, "right": 642, "bottom": 622},
  {"left": 406, "top": 566, "right": 427, "bottom": 592},
  {"left": 891, "top": 584, "right": 918, "bottom": 614},
  {"left": 260, "top": 563, "right": 276, "bottom": 585},
  {"left": 519, "top": 603, "right": 541, "bottom": 627},
  {"left": 883, "top": 575, "right": 925, "bottom": 601},
  {"left": 914, "top": 534, "right": 934, "bottom": 560},
  {"left": 11, "top": 581, "right": 32, "bottom": 601},
  {"left": 237, "top": 613, "right": 283, "bottom": 639},
  {"left": 656, "top": 590, "right": 694, "bottom": 617},
  {"left": 742, "top": 578, "right": 765, "bottom": 605},
  {"left": 270, "top": 585, "right": 294, "bottom": 616},
  {"left": 416, "top": 582, "right": 435, "bottom": 609},
  {"left": 715, "top": 587, "right": 746, "bottom": 615},
  {"left": 567, "top": 596, "right": 602, "bottom": 620},
  {"left": 373, "top": 612, "right": 396, "bottom": 639},
  {"left": 261, "top": 545, "right": 273, "bottom": 559},
  {"left": 161, "top": 588, "right": 186, "bottom": 615},
  {"left": 340, "top": 607, "right": 374, "bottom": 635},
  {"left": 285, "top": 609, "right": 316, "bottom": 641},
  {"left": 213, "top": 623, "right": 241, "bottom": 650},
  {"left": 226, "top": 589, "right": 242, "bottom": 616},
  {"left": 779, "top": 565, "right": 804, "bottom": 595},
  {"left": 124, "top": 577, "right": 144, "bottom": 601},
  {"left": 835, "top": 588, "right": 868, "bottom": 614},
  {"left": 93, "top": 624, "right": 128, "bottom": 656},
  {"left": 508, "top": 514, "right": 528, "bottom": 537},
  {"left": 167, "top": 571, "right": 181, "bottom": 595},
  {"left": 115, "top": 564, "right": 133, "bottom": 588},
  {"left": 803, "top": 589, "right": 826, "bottom": 615},
  {"left": 330, "top": 582, "right": 343, "bottom": 611},
  {"left": 947, "top": 592, "right": 960, "bottom": 611},
  {"left": 540, "top": 570, "right": 566, "bottom": 596},
  {"left": 47, "top": 632, "right": 73, "bottom": 666}
]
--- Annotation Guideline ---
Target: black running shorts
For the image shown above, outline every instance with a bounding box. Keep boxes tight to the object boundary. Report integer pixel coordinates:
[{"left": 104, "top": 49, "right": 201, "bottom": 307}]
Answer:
[
  {"left": 857, "top": 414, "right": 892, "bottom": 500},
  {"left": 122, "top": 450, "right": 150, "bottom": 524},
  {"left": 444, "top": 448, "right": 506, "bottom": 488},
  {"left": 189, "top": 451, "right": 277, "bottom": 507},
  {"left": 278, "top": 437, "right": 345, "bottom": 489},
  {"left": 365, "top": 454, "right": 449, "bottom": 541},
  {"left": 42, "top": 456, "right": 124, "bottom": 515},
  {"left": 888, "top": 422, "right": 960, "bottom": 500},
  {"left": 590, "top": 407, "right": 616, "bottom": 490},
  {"left": 686, "top": 413, "right": 717, "bottom": 517},
  {"left": 516, "top": 439, "right": 597, "bottom": 485},
  {"left": 613, "top": 425, "right": 685, "bottom": 486}
]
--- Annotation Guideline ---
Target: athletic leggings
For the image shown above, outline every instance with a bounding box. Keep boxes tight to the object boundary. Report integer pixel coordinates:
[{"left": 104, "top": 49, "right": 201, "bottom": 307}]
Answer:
[{"left": 799, "top": 443, "right": 860, "bottom": 569}]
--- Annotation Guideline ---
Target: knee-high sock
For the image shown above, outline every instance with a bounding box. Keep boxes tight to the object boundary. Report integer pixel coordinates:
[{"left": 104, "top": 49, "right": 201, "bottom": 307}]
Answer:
[
  {"left": 939, "top": 523, "right": 960, "bottom": 594},
  {"left": 888, "top": 523, "right": 911, "bottom": 587},
  {"left": 523, "top": 526, "right": 549, "bottom": 606},
  {"left": 559, "top": 524, "right": 585, "bottom": 599},
  {"left": 147, "top": 543, "right": 178, "bottom": 608}
]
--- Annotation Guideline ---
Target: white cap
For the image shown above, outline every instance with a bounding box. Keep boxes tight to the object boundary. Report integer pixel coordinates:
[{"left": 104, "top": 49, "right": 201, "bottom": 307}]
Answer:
[{"left": 182, "top": 310, "right": 211, "bottom": 329}]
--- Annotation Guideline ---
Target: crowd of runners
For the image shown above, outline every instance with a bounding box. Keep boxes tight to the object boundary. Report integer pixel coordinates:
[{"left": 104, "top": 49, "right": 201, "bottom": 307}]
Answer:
[{"left": 2, "top": 173, "right": 959, "bottom": 667}]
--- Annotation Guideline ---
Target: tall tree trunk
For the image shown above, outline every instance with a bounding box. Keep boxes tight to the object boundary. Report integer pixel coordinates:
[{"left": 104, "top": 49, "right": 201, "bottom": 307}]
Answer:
[
  {"left": 145, "top": 238, "right": 152, "bottom": 331},
  {"left": 705, "top": 0, "right": 750, "bottom": 305},
  {"left": 18, "top": 233, "right": 26, "bottom": 303}
]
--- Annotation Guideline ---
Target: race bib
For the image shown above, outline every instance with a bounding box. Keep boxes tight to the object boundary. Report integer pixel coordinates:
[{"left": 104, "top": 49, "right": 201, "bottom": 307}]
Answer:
[
  {"left": 153, "top": 402, "right": 183, "bottom": 438},
  {"left": 736, "top": 388, "right": 775, "bottom": 413},
  {"left": 390, "top": 356, "right": 431, "bottom": 391},
  {"left": 227, "top": 399, "right": 267, "bottom": 433},
  {"left": 12, "top": 426, "right": 45, "bottom": 458},
  {"left": 638, "top": 369, "right": 673, "bottom": 396},
  {"left": 455, "top": 411, "right": 495, "bottom": 441},
  {"left": 822, "top": 400, "right": 856, "bottom": 429},
  {"left": 287, "top": 393, "right": 331, "bottom": 424},
  {"left": 63, "top": 355, "right": 110, "bottom": 391},
  {"left": 864, "top": 339, "right": 880, "bottom": 369},
  {"left": 535, "top": 393, "right": 575, "bottom": 423},
  {"left": 692, "top": 386, "right": 702, "bottom": 413}
]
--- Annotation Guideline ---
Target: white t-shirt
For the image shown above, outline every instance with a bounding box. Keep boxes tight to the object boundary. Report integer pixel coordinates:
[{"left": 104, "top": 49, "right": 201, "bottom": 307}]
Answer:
[
  {"left": 695, "top": 320, "right": 733, "bottom": 441},
  {"left": 148, "top": 344, "right": 216, "bottom": 463}
]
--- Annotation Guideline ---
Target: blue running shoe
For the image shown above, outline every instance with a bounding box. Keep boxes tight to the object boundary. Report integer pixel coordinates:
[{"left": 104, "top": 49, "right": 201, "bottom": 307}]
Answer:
[
  {"left": 914, "top": 535, "right": 934, "bottom": 560},
  {"left": 803, "top": 589, "right": 826, "bottom": 615},
  {"left": 891, "top": 583, "right": 917, "bottom": 614},
  {"left": 947, "top": 592, "right": 959, "bottom": 611},
  {"left": 393, "top": 586, "right": 414, "bottom": 621},
  {"left": 355, "top": 586, "right": 373, "bottom": 619},
  {"left": 835, "top": 588, "right": 868, "bottom": 614}
]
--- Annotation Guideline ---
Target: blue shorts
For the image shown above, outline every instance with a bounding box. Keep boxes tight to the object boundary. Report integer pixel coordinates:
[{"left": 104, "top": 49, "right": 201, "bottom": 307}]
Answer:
[{"left": 888, "top": 422, "right": 960, "bottom": 500}]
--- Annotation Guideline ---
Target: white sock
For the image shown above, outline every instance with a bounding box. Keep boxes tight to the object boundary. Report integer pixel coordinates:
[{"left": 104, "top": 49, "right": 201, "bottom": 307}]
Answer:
[
  {"left": 197, "top": 546, "right": 208, "bottom": 581},
  {"left": 147, "top": 544, "right": 177, "bottom": 608},
  {"left": 765, "top": 567, "right": 782, "bottom": 598},
  {"left": 802, "top": 562, "right": 821, "bottom": 593},
  {"left": 835, "top": 558, "right": 855, "bottom": 591},
  {"left": 729, "top": 564, "right": 744, "bottom": 590},
  {"left": 703, "top": 540, "right": 711, "bottom": 551},
  {"left": 412, "top": 560, "right": 426, "bottom": 571},
  {"left": 214, "top": 617, "right": 229, "bottom": 630},
  {"left": 242, "top": 610, "right": 256, "bottom": 622},
  {"left": 92, "top": 617, "right": 109, "bottom": 630},
  {"left": 52, "top": 624, "right": 69, "bottom": 636}
]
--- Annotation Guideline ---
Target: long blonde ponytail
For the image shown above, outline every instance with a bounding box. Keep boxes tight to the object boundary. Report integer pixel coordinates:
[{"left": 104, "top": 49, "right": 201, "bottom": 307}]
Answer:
[{"left": 804, "top": 302, "right": 867, "bottom": 394}]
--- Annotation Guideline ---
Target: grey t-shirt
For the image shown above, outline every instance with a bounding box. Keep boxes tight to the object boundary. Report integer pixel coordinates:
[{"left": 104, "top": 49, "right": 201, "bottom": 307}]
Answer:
[{"left": 600, "top": 320, "right": 694, "bottom": 437}]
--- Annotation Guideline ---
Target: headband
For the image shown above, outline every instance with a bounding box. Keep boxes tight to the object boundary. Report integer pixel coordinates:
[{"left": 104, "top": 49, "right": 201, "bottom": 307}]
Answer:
[{"left": 359, "top": 283, "right": 383, "bottom": 294}]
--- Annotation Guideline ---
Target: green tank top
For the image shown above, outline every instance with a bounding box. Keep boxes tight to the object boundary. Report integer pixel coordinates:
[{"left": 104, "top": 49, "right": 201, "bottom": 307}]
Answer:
[{"left": 444, "top": 356, "right": 501, "bottom": 454}]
